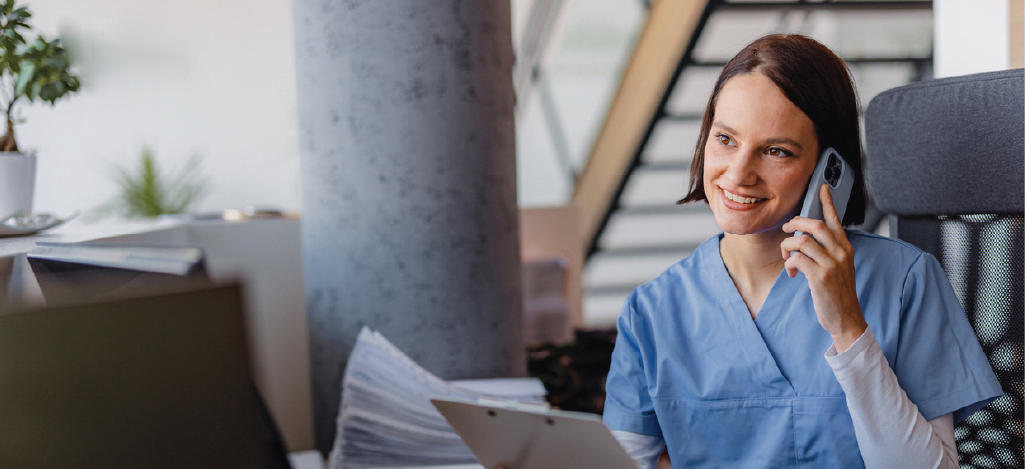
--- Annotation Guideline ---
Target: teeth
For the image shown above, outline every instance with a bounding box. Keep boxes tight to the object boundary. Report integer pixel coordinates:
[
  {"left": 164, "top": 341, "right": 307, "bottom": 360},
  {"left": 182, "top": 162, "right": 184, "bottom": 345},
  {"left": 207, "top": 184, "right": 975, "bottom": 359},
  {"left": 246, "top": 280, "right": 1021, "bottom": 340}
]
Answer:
[{"left": 723, "top": 188, "right": 760, "bottom": 204}]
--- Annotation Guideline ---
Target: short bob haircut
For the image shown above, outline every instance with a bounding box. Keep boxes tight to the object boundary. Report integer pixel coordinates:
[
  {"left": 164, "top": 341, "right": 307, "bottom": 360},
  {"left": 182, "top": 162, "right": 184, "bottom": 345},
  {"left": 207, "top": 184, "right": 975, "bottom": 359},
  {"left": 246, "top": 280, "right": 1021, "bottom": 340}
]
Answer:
[{"left": 677, "top": 34, "right": 867, "bottom": 227}]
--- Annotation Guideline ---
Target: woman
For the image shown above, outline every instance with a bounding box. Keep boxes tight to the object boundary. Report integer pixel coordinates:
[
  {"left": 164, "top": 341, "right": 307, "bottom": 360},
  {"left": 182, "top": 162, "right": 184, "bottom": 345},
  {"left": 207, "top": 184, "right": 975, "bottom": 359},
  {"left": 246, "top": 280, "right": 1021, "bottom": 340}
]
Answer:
[{"left": 601, "top": 34, "right": 1002, "bottom": 468}]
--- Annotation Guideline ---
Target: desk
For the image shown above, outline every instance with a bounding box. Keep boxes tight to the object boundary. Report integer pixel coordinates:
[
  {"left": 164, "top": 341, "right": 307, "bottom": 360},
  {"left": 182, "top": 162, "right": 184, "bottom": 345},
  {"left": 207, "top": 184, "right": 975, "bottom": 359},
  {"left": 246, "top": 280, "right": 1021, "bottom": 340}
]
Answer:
[{"left": 0, "top": 218, "right": 314, "bottom": 452}]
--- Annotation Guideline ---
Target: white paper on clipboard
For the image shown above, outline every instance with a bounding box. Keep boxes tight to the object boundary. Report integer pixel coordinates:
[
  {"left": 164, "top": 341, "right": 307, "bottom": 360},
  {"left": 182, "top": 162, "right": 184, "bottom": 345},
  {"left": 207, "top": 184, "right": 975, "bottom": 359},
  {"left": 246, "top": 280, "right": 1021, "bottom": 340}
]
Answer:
[{"left": 431, "top": 397, "right": 638, "bottom": 469}]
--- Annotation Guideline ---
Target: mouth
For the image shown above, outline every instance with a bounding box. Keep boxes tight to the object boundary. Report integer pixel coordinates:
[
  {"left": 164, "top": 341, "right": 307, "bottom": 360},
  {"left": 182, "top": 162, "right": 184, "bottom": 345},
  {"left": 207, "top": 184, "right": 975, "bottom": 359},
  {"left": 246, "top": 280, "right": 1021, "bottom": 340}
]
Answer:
[{"left": 721, "top": 188, "right": 765, "bottom": 205}]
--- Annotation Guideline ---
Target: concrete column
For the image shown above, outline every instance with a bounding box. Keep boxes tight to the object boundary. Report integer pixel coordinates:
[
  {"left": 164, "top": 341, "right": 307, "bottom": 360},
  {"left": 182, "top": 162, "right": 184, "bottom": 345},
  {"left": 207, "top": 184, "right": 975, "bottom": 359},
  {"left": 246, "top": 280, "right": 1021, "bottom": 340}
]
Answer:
[{"left": 291, "top": 0, "right": 524, "bottom": 453}]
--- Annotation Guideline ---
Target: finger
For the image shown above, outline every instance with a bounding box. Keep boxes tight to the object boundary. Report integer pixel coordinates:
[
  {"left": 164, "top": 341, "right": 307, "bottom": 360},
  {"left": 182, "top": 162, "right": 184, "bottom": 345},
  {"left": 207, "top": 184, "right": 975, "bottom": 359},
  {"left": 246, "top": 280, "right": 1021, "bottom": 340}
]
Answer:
[
  {"left": 783, "top": 216, "right": 841, "bottom": 253},
  {"left": 784, "top": 251, "right": 817, "bottom": 278},
  {"left": 819, "top": 184, "right": 844, "bottom": 231},
  {"left": 780, "top": 234, "right": 832, "bottom": 265},
  {"left": 818, "top": 184, "right": 854, "bottom": 253}
]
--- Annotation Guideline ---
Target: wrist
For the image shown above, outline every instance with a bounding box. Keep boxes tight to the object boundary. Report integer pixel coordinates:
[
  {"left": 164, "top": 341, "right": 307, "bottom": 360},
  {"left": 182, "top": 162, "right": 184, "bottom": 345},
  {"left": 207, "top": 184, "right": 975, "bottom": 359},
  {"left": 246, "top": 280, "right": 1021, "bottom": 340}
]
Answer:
[{"left": 830, "top": 319, "right": 868, "bottom": 354}]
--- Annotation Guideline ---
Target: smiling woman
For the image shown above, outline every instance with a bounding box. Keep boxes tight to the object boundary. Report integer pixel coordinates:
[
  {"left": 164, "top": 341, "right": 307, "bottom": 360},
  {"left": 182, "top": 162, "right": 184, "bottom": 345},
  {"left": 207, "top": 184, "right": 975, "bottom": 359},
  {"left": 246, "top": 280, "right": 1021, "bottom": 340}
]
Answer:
[
  {"left": 701, "top": 72, "right": 819, "bottom": 238},
  {"left": 598, "top": 34, "right": 1003, "bottom": 469},
  {"left": 678, "top": 34, "right": 865, "bottom": 227}
]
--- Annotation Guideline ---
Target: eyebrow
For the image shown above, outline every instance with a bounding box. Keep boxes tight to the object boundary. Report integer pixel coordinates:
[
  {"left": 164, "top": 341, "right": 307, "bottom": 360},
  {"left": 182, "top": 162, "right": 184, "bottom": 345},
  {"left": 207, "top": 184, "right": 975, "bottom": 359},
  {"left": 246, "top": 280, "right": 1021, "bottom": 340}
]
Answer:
[{"left": 711, "top": 122, "right": 805, "bottom": 151}]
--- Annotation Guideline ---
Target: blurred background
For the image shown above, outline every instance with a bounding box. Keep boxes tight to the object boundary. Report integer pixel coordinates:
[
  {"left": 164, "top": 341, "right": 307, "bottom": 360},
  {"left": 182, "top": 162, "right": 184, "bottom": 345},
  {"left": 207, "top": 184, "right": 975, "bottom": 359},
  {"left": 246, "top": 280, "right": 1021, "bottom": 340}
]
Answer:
[
  {"left": 0, "top": 1, "right": 1019, "bottom": 466},
  {"left": 13, "top": 0, "right": 1021, "bottom": 328}
]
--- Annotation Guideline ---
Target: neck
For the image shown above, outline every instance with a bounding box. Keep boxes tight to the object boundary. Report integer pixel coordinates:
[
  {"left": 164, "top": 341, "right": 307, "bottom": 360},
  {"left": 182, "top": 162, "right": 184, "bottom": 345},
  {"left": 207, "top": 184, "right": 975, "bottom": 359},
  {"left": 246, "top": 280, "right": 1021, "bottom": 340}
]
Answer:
[{"left": 719, "top": 229, "right": 788, "bottom": 290}]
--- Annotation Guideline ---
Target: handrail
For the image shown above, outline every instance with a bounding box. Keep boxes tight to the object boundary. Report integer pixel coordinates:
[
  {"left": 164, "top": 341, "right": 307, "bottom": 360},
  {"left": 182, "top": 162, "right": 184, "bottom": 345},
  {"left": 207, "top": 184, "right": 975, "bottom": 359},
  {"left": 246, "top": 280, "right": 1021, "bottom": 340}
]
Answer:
[{"left": 513, "top": 0, "right": 564, "bottom": 109}]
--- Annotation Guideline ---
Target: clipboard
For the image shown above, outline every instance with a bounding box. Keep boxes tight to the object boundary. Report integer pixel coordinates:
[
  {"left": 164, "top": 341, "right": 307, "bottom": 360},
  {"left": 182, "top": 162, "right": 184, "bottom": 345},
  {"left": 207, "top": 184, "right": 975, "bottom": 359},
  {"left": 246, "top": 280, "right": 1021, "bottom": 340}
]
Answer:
[{"left": 431, "top": 397, "right": 638, "bottom": 469}]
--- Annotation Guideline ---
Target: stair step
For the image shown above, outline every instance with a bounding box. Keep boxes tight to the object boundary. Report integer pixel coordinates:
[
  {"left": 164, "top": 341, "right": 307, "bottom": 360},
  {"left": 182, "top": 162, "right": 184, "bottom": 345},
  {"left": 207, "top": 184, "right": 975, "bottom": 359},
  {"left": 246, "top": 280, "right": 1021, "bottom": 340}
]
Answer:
[
  {"left": 642, "top": 119, "right": 701, "bottom": 164},
  {"left": 585, "top": 248, "right": 694, "bottom": 289},
  {"left": 599, "top": 209, "right": 719, "bottom": 251}
]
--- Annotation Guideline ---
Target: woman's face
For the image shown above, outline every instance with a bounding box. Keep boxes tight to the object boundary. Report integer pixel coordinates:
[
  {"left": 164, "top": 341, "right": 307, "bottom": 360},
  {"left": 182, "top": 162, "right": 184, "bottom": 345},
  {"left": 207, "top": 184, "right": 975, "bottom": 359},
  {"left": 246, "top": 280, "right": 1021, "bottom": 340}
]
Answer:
[{"left": 703, "top": 72, "right": 819, "bottom": 236}]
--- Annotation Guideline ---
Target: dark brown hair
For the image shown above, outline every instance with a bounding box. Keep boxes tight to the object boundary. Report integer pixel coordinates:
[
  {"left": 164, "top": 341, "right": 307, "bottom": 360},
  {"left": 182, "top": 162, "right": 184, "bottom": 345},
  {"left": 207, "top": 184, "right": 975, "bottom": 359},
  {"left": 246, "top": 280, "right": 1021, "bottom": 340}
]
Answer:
[{"left": 677, "top": 34, "right": 866, "bottom": 226}]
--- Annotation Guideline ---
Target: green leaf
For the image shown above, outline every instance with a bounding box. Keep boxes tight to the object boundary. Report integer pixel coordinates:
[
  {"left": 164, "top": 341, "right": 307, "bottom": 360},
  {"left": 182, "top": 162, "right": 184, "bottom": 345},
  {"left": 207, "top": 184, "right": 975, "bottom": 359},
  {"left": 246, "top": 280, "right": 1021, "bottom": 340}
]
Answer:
[
  {"left": 0, "top": 2, "right": 79, "bottom": 136},
  {"left": 16, "top": 36, "right": 79, "bottom": 105},
  {"left": 13, "top": 59, "right": 29, "bottom": 93}
]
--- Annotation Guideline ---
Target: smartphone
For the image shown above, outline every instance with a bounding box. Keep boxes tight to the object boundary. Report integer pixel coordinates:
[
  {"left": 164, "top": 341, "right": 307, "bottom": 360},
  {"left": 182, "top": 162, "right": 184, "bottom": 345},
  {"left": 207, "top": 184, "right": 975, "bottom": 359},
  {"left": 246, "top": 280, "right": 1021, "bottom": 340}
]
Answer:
[{"left": 794, "top": 147, "right": 854, "bottom": 238}]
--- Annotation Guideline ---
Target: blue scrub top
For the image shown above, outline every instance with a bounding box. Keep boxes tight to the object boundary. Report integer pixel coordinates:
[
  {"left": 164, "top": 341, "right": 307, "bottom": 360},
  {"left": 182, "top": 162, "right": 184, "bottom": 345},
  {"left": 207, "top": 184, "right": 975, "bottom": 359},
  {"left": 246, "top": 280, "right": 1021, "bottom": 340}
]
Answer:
[{"left": 603, "top": 230, "right": 1003, "bottom": 468}]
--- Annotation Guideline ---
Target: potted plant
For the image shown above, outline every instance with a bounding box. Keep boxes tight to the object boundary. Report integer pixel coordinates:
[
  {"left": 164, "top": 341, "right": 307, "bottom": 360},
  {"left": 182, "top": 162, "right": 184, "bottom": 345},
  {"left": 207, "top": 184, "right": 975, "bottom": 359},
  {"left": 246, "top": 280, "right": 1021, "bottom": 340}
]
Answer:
[
  {"left": 0, "top": 0, "right": 79, "bottom": 221},
  {"left": 93, "top": 147, "right": 209, "bottom": 220}
]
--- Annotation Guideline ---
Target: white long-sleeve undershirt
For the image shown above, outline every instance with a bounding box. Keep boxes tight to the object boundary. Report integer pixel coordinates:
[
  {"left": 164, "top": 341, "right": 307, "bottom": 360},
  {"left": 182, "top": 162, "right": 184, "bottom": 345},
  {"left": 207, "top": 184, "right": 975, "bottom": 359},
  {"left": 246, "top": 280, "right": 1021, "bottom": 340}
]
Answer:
[{"left": 611, "top": 328, "right": 960, "bottom": 469}]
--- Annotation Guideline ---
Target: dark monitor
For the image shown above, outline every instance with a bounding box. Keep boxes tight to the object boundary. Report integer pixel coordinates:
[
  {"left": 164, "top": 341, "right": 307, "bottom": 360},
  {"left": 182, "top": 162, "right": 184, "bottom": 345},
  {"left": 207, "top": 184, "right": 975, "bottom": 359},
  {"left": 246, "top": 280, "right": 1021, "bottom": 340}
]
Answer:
[{"left": 0, "top": 284, "right": 291, "bottom": 469}]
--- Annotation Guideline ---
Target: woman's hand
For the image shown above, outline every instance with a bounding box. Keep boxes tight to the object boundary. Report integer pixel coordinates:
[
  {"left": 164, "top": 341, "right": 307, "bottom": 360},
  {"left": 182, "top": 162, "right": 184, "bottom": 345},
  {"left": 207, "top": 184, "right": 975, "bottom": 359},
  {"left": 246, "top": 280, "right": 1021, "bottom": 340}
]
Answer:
[{"left": 780, "top": 184, "right": 867, "bottom": 353}]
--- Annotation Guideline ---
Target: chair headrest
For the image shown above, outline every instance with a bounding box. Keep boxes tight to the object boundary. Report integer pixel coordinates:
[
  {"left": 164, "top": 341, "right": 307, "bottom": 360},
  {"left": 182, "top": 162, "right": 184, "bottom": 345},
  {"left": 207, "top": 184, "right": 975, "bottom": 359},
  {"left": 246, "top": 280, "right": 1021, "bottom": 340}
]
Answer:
[{"left": 865, "top": 68, "right": 1024, "bottom": 216}]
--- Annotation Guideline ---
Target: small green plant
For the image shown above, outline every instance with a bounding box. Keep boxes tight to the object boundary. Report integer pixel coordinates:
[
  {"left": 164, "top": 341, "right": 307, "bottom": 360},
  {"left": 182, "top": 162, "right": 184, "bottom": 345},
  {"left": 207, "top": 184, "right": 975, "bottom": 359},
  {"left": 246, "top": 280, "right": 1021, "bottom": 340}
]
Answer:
[
  {"left": 99, "top": 148, "right": 209, "bottom": 219},
  {"left": 0, "top": 0, "right": 80, "bottom": 152}
]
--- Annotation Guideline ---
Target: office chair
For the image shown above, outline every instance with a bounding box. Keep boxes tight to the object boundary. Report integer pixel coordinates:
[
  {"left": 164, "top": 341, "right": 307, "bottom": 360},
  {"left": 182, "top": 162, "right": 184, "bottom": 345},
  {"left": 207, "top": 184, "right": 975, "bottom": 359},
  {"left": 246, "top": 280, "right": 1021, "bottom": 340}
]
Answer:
[{"left": 865, "top": 68, "right": 1024, "bottom": 469}]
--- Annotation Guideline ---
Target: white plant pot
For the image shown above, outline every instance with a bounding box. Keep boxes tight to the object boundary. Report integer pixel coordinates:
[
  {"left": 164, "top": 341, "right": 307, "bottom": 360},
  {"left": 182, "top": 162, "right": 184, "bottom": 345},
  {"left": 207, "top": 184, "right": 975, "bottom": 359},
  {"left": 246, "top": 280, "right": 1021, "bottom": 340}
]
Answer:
[{"left": 0, "top": 152, "right": 36, "bottom": 219}]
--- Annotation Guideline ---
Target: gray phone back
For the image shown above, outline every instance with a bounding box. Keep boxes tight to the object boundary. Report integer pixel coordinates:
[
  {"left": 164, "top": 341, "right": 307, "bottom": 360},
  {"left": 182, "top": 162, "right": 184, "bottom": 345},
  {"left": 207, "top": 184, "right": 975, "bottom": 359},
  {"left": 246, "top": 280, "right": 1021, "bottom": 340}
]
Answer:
[{"left": 798, "top": 147, "right": 854, "bottom": 224}]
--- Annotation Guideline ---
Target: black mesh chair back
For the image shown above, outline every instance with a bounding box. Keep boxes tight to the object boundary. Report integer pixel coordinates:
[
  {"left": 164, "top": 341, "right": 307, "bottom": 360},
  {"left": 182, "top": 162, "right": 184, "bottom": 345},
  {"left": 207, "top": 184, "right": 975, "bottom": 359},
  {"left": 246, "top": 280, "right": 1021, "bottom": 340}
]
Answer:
[{"left": 865, "top": 68, "right": 1024, "bottom": 469}]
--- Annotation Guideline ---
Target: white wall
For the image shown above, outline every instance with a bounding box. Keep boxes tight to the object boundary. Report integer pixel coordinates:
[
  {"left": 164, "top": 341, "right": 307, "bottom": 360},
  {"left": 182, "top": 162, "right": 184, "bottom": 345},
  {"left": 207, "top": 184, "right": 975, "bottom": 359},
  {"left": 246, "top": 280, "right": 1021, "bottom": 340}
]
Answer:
[
  {"left": 19, "top": 0, "right": 300, "bottom": 218},
  {"left": 18, "top": 0, "right": 1016, "bottom": 218},
  {"left": 23, "top": 0, "right": 614, "bottom": 218},
  {"left": 935, "top": 0, "right": 1012, "bottom": 78}
]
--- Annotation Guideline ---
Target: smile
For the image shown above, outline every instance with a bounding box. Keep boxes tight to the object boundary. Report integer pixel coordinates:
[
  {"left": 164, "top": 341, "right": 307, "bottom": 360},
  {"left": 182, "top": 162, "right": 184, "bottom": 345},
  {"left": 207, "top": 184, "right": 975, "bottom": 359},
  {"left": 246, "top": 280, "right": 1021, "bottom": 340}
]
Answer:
[{"left": 722, "top": 188, "right": 764, "bottom": 204}]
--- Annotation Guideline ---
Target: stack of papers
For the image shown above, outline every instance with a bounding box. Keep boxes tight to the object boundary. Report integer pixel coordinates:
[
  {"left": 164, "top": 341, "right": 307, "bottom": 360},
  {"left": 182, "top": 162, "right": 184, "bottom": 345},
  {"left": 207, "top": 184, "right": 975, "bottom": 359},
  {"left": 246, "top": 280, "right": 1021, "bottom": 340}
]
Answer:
[
  {"left": 328, "top": 327, "right": 546, "bottom": 469},
  {"left": 29, "top": 243, "right": 204, "bottom": 276}
]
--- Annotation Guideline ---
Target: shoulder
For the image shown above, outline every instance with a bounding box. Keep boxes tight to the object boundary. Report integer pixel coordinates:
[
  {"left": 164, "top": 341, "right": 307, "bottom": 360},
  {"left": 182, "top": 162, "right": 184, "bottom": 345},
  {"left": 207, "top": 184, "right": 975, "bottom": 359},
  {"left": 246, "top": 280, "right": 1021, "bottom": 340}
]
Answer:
[
  {"left": 846, "top": 228, "right": 923, "bottom": 256},
  {"left": 624, "top": 235, "right": 720, "bottom": 319},
  {"left": 636, "top": 234, "right": 718, "bottom": 292},
  {"left": 846, "top": 229, "right": 931, "bottom": 275}
]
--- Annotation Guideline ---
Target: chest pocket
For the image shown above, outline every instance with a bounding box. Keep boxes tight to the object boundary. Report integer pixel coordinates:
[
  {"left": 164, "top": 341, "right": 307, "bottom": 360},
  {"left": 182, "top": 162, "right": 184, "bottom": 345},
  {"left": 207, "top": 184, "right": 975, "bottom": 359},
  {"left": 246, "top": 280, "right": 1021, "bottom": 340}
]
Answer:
[
  {"left": 653, "top": 397, "right": 794, "bottom": 468},
  {"left": 794, "top": 397, "right": 865, "bottom": 468},
  {"left": 652, "top": 396, "right": 865, "bottom": 468}
]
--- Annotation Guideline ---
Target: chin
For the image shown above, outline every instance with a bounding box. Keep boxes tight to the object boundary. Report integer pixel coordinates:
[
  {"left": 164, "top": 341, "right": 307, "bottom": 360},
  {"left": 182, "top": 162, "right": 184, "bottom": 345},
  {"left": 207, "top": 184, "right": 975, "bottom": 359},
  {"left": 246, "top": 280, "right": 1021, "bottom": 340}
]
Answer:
[
  {"left": 713, "top": 212, "right": 787, "bottom": 237},
  {"left": 711, "top": 201, "right": 798, "bottom": 237}
]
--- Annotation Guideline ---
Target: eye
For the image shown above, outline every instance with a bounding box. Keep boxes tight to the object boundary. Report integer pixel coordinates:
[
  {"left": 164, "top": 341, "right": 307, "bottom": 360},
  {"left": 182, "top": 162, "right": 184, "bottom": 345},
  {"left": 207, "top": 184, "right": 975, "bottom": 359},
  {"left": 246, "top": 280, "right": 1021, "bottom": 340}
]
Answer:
[
  {"left": 766, "top": 146, "right": 794, "bottom": 157},
  {"left": 715, "top": 133, "right": 735, "bottom": 146}
]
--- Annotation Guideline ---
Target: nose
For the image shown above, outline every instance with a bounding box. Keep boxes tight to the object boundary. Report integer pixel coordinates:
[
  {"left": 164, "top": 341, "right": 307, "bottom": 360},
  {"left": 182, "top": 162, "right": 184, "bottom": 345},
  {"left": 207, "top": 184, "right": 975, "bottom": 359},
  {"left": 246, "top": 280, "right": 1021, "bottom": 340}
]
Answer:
[{"left": 725, "top": 149, "right": 758, "bottom": 186}]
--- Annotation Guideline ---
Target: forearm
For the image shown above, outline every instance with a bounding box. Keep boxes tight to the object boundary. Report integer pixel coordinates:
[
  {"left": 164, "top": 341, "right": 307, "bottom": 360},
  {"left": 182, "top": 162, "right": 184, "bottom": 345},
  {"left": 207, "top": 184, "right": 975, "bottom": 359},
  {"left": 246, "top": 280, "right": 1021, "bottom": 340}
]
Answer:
[
  {"left": 610, "top": 430, "right": 664, "bottom": 469},
  {"left": 826, "top": 327, "right": 959, "bottom": 468}
]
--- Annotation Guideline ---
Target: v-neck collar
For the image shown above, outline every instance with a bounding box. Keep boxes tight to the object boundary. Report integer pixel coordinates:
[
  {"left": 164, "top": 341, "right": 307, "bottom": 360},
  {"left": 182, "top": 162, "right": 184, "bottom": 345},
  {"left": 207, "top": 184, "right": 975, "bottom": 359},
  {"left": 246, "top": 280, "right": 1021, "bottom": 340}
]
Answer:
[
  {"left": 704, "top": 233, "right": 800, "bottom": 395},
  {"left": 710, "top": 233, "right": 796, "bottom": 325}
]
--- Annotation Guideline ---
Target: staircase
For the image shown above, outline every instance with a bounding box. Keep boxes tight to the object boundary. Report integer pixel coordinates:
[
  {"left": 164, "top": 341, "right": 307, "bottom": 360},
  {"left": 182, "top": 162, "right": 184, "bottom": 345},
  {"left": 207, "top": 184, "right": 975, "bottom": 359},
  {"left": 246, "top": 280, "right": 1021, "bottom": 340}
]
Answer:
[{"left": 575, "top": 0, "right": 936, "bottom": 325}]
